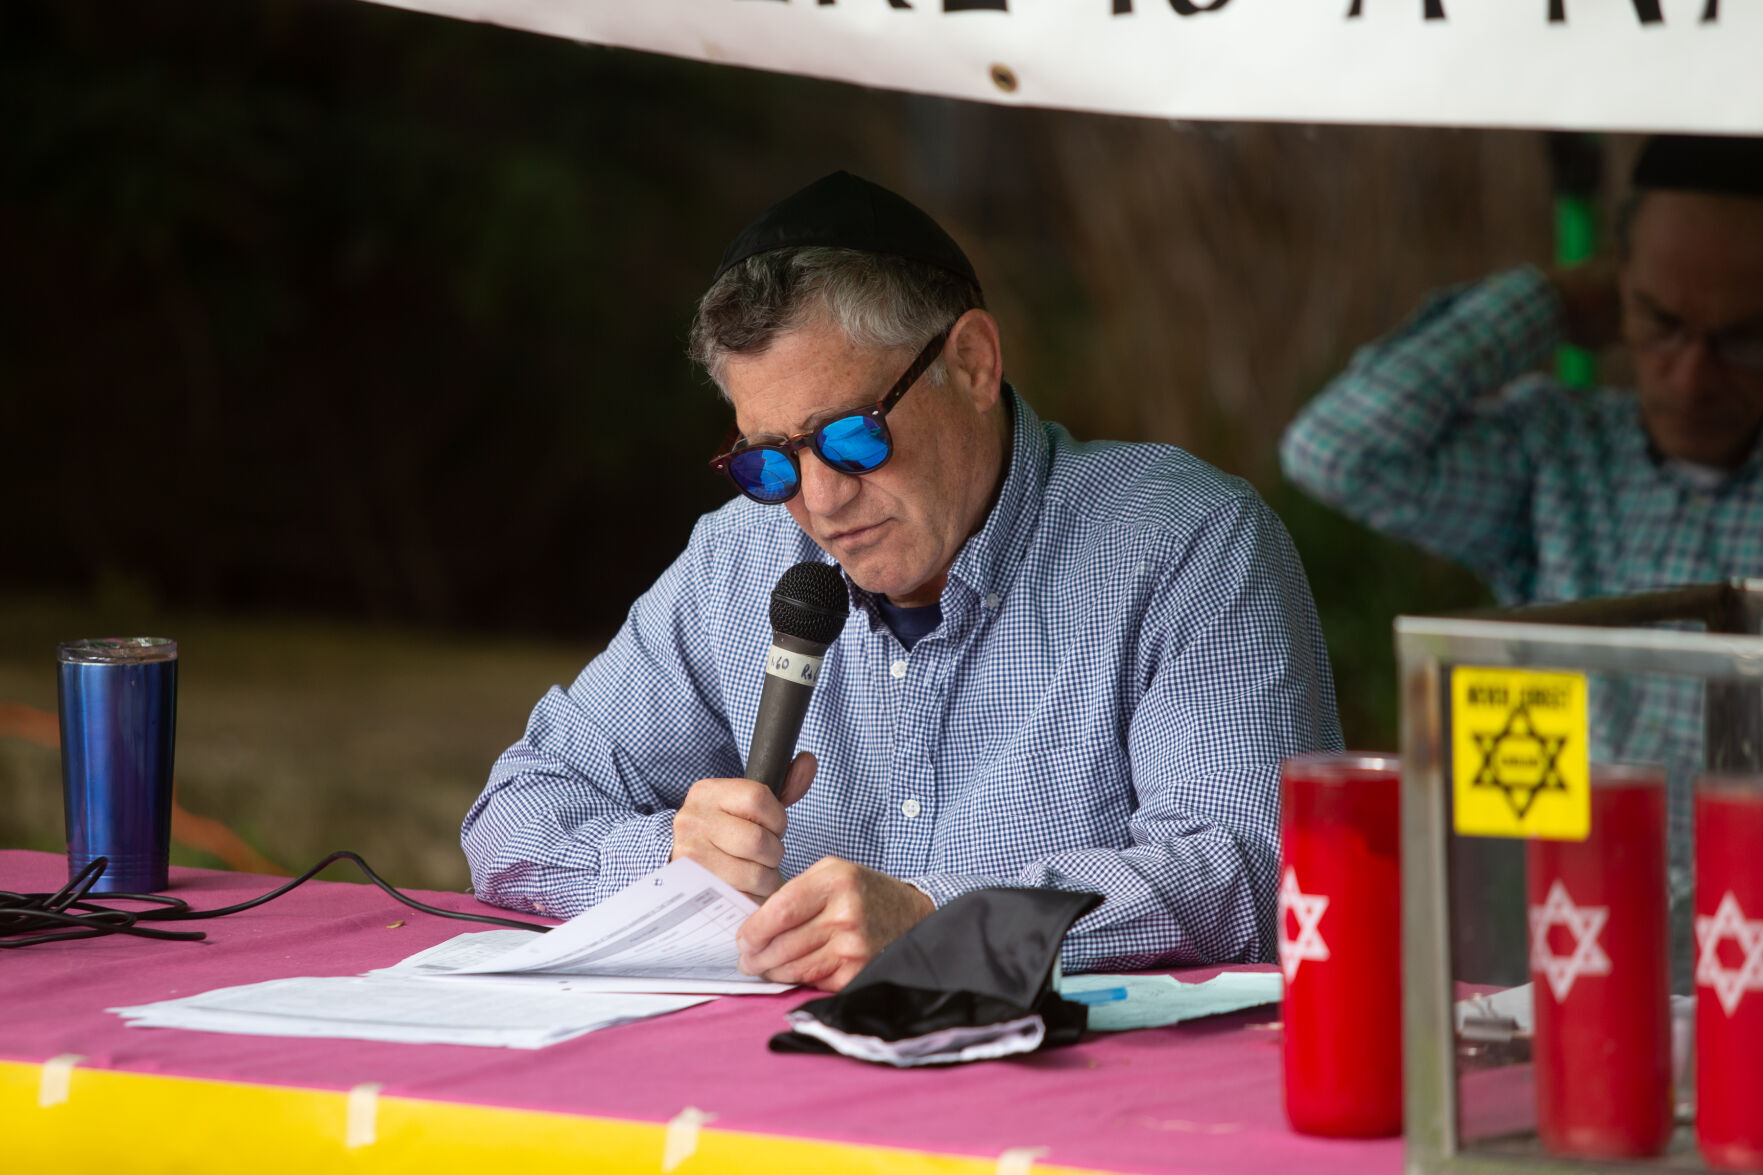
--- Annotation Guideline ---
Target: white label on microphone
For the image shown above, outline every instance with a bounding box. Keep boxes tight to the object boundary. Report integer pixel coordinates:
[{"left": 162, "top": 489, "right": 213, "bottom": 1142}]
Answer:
[{"left": 765, "top": 644, "right": 823, "bottom": 687}]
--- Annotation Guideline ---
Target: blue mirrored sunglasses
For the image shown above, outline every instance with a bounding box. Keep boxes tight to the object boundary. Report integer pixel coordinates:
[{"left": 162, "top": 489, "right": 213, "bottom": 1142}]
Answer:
[{"left": 710, "top": 325, "right": 954, "bottom": 505}]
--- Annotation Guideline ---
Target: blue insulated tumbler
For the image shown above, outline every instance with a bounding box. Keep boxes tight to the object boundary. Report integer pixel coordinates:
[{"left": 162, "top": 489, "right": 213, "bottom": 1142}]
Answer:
[{"left": 58, "top": 637, "right": 178, "bottom": 893}]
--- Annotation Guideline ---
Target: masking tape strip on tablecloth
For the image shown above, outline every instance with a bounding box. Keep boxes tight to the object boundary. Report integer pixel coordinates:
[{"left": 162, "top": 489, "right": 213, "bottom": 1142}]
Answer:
[
  {"left": 663, "top": 1105, "right": 715, "bottom": 1172},
  {"left": 2, "top": 1060, "right": 1107, "bottom": 1175},
  {"left": 346, "top": 1082, "right": 383, "bottom": 1148},
  {"left": 997, "top": 1145, "right": 1051, "bottom": 1174},
  {"left": 37, "top": 1054, "right": 84, "bottom": 1107}
]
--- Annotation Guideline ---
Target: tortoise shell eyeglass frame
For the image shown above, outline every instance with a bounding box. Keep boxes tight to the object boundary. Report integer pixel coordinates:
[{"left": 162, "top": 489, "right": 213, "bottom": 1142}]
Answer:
[{"left": 709, "top": 324, "right": 956, "bottom": 505}]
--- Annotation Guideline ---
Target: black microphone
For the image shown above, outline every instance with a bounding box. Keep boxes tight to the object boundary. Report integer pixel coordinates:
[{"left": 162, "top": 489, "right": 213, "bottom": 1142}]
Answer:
[{"left": 746, "top": 561, "right": 849, "bottom": 796}]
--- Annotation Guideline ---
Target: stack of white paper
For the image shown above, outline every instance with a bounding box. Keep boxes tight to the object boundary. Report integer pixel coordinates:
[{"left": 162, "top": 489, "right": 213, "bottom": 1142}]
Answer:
[
  {"left": 381, "top": 858, "right": 793, "bottom": 995},
  {"left": 108, "top": 858, "right": 790, "bottom": 1048},
  {"left": 111, "top": 978, "right": 710, "bottom": 1049}
]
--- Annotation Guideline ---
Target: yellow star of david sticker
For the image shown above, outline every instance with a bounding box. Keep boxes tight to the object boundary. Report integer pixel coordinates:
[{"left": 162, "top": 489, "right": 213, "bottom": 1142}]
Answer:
[
  {"left": 1452, "top": 668, "right": 1589, "bottom": 840},
  {"left": 1471, "top": 702, "right": 1569, "bottom": 820}
]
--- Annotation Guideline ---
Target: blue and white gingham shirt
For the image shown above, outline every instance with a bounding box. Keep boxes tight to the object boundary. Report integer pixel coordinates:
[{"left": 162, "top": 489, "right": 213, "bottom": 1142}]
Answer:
[
  {"left": 464, "top": 391, "right": 1343, "bottom": 971},
  {"left": 1281, "top": 265, "right": 1763, "bottom": 909}
]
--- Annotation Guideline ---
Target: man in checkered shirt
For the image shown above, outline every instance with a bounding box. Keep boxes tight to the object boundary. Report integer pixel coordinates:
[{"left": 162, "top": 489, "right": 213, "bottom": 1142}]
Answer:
[
  {"left": 1282, "top": 135, "right": 1763, "bottom": 948},
  {"left": 464, "top": 173, "right": 1342, "bottom": 991}
]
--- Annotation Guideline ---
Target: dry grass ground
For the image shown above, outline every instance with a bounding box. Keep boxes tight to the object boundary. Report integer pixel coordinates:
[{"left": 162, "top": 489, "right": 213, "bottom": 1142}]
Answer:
[{"left": 0, "top": 595, "right": 602, "bottom": 893}]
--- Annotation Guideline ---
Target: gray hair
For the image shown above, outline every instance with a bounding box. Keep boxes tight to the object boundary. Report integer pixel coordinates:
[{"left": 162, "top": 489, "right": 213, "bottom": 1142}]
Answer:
[{"left": 688, "top": 247, "right": 983, "bottom": 398}]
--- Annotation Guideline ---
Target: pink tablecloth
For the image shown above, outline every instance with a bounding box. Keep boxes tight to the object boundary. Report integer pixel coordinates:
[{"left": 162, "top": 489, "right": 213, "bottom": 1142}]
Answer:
[{"left": 0, "top": 849, "right": 1402, "bottom": 1175}]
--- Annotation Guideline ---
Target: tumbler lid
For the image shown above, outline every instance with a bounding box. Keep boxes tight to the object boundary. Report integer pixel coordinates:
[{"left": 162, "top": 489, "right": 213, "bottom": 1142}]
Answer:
[{"left": 57, "top": 637, "right": 178, "bottom": 665}]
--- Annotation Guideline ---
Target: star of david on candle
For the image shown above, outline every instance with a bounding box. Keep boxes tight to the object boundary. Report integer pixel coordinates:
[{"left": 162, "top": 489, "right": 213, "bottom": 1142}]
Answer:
[
  {"left": 1694, "top": 891, "right": 1763, "bottom": 1017},
  {"left": 1528, "top": 879, "right": 1611, "bottom": 1002},
  {"left": 1277, "top": 867, "right": 1330, "bottom": 983}
]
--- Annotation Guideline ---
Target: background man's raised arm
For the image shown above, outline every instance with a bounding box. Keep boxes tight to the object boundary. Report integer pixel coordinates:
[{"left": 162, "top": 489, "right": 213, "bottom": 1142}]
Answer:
[{"left": 1279, "top": 266, "right": 1566, "bottom": 598}]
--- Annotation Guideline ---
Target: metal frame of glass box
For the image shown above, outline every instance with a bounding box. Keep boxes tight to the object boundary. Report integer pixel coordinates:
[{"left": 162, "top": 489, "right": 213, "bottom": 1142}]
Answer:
[{"left": 1396, "top": 579, "right": 1763, "bottom": 1175}]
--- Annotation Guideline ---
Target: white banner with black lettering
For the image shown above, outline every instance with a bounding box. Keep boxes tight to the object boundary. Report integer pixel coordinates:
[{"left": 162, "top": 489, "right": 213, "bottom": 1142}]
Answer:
[{"left": 366, "top": 0, "right": 1760, "bottom": 134}]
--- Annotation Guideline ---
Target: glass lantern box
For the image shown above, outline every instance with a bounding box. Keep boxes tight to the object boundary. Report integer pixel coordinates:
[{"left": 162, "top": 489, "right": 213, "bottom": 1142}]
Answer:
[{"left": 1397, "top": 580, "right": 1763, "bottom": 1175}]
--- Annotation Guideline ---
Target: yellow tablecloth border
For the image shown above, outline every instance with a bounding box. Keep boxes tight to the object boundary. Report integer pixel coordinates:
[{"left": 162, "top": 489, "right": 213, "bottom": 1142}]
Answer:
[{"left": 3, "top": 1059, "right": 1107, "bottom": 1175}]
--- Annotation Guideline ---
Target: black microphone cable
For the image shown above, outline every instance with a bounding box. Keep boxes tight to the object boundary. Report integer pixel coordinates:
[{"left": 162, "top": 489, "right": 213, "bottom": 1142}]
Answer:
[{"left": 0, "top": 851, "right": 549, "bottom": 949}]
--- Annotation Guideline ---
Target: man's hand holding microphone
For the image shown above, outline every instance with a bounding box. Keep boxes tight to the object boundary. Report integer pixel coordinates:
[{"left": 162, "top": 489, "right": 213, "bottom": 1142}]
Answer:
[{"left": 668, "top": 561, "right": 933, "bottom": 992}]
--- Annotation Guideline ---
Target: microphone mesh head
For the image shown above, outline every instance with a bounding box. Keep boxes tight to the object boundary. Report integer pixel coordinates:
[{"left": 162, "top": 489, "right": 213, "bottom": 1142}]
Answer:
[{"left": 770, "top": 561, "right": 850, "bottom": 645}]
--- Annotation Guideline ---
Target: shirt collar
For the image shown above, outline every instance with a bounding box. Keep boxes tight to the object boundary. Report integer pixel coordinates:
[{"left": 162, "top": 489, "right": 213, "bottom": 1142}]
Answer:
[
  {"left": 942, "top": 383, "right": 1048, "bottom": 605},
  {"left": 1665, "top": 457, "right": 1730, "bottom": 490},
  {"left": 1631, "top": 397, "right": 1763, "bottom": 491},
  {"left": 1733, "top": 426, "right": 1763, "bottom": 483},
  {"left": 837, "top": 383, "right": 1047, "bottom": 617}
]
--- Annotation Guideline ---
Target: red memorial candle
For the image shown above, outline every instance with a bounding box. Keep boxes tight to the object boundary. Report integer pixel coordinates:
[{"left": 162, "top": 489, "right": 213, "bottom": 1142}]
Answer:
[
  {"left": 1695, "top": 776, "right": 1763, "bottom": 1172},
  {"left": 1527, "top": 765, "right": 1672, "bottom": 1160},
  {"left": 1278, "top": 752, "right": 1402, "bottom": 1138}
]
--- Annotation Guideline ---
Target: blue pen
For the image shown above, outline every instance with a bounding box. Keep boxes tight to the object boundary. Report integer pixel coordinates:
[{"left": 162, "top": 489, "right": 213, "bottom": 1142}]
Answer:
[{"left": 1063, "top": 986, "right": 1129, "bottom": 1006}]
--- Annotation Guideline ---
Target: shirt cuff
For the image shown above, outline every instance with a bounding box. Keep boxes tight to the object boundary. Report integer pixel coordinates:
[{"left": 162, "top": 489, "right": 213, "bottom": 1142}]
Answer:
[
  {"left": 608, "top": 809, "right": 677, "bottom": 875},
  {"left": 907, "top": 872, "right": 1120, "bottom": 975},
  {"left": 903, "top": 872, "right": 1020, "bottom": 908},
  {"left": 551, "top": 810, "right": 676, "bottom": 916}
]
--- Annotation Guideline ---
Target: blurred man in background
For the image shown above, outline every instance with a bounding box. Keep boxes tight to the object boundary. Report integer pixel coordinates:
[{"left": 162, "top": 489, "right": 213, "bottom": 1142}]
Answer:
[
  {"left": 465, "top": 172, "right": 1342, "bottom": 990},
  {"left": 1282, "top": 133, "right": 1763, "bottom": 946}
]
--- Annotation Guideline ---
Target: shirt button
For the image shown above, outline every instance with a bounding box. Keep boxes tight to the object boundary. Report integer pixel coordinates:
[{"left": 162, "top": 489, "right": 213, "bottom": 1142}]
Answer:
[
  {"left": 901, "top": 798, "right": 921, "bottom": 819},
  {"left": 984, "top": 593, "right": 1002, "bottom": 610},
  {"left": 890, "top": 659, "right": 908, "bottom": 679}
]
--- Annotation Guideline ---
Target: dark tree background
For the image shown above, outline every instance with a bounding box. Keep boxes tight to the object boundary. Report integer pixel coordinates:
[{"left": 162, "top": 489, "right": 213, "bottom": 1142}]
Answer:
[
  {"left": 2, "top": 1, "right": 1046, "bottom": 634},
  {"left": 1, "top": 0, "right": 1628, "bottom": 756}
]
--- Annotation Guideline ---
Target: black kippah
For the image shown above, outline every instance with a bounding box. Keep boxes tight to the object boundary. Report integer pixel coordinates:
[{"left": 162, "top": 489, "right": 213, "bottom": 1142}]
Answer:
[
  {"left": 1632, "top": 134, "right": 1763, "bottom": 200},
  {"left": 712, "top": 171, "right": 980, "bottom": 289}
]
